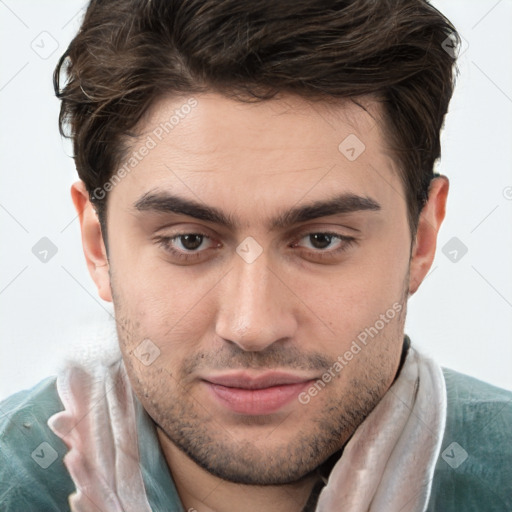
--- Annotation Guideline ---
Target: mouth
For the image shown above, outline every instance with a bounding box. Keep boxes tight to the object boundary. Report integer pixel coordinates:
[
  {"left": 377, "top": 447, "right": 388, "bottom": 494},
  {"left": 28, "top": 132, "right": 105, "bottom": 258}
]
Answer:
[{"left": 202, "top": 371, "right": 316, "bottom": 415}]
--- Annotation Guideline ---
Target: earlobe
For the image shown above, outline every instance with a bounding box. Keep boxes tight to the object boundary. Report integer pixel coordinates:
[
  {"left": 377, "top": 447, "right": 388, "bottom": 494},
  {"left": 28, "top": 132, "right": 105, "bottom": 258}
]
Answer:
[
  {"left": 408, "top": 176, "right": 449, "bottom": 295},
  {"left": 71, "top": 181, "right": 113, "bottom": 302}
]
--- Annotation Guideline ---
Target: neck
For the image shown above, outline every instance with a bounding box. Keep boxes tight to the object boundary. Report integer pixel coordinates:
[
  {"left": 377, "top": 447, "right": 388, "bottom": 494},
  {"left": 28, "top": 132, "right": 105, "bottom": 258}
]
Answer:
[{"left": 157, "top": 428, "right": 322, "bottom": 512}]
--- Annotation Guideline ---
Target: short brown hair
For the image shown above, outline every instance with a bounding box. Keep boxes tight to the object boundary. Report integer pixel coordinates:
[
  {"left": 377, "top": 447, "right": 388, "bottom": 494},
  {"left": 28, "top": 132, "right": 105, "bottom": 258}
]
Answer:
[{"left": 54, "top": 0, "right": 459, "bottom": 239}]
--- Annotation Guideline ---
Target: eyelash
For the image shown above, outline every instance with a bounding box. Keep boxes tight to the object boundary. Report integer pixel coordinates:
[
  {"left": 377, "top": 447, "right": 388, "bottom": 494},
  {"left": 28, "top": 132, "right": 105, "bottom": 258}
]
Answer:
[
  {"left": 154, "top": 231, "right": 356, "bottom": 263},
  {"left": 291, "top": 231, "right": 356, "bottom": 261},
  {"left": 155, "top": 231, "right": 216, "bottom": 263}
]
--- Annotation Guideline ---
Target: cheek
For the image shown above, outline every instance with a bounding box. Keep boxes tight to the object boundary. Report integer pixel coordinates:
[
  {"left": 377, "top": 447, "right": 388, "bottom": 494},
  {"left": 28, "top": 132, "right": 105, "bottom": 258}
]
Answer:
[
  {"left": 111, "top": 266, "right": 217, "bottom": 372},
  {"left": 354, "top": 226, "right": 410, "bottom": 308},
  {"left": 122, "top": 351, "right": 176, "bottom": 421},
  {"left": 112, "top": 254, "right": 196, "bottom": 322},
  {"left": 299, "top": 249, "right": 408, "bottom": 357},
  {"left": 315, "top": 257, "right": 407, "bottom": 322},
  {"left": 115, "top": 306, "right": 186, "bottom": 409},
  {"left": 317, "top": 292, "right": 403, "bottom": 356}
]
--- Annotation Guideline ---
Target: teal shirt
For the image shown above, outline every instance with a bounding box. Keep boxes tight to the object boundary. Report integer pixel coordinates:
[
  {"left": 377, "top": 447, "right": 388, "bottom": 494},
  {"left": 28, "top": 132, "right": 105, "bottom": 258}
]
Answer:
[
  {"left": 1, "top": 369, "right": 511, "bottom": 511},
  {"left": 426, "top": 370, "right": 512, "bottom": 511}
]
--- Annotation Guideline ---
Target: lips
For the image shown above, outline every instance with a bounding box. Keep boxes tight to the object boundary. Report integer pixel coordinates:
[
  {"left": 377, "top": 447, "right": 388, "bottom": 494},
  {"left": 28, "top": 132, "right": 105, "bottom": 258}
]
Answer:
[
  {"left": 202, "top": 371, "right": 315, "bottom": 415},
  {"left": 205, "top": 371, "right": 312, "bottom": 389}
]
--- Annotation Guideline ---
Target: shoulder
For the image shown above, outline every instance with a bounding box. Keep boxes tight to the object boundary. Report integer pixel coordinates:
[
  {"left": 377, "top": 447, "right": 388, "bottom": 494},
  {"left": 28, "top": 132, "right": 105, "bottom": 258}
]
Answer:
[
  {"left": 0, "top": 378, "right": 74, "bottom": 511},
  {"left": 427, "top": 368, "right": 512, "bottom": 511}
]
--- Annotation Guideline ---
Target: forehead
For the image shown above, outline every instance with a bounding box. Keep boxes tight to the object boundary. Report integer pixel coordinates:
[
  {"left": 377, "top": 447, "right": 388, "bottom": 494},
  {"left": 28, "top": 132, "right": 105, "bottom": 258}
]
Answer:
[
  {"left": 110, "top": 92, "right": 404, "bottom": 223},
  {"left": 136, "top": 92, "right": 383, "bottom": 159}
]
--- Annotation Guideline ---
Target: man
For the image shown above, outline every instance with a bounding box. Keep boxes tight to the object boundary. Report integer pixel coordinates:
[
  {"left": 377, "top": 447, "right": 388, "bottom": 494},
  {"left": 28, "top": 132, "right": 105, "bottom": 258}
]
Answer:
[{"left": 1, "top": 0, "right": 511, "bottom": 510}]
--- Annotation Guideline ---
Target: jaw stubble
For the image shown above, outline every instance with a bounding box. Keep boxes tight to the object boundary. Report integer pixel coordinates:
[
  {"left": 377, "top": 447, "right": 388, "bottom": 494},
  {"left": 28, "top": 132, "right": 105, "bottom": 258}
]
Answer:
[
  {"left": 110, "top": 264, "right": 409, "bottom": 486},
  {"left": 117, "top": 324, "right": 406, "bottom": 485}
]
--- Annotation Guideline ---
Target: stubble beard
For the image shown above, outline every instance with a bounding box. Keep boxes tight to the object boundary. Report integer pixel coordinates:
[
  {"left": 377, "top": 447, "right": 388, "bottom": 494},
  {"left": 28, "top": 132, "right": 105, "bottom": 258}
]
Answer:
[{"left": 113, "top": 270, "right": 409, "bottom": 486}]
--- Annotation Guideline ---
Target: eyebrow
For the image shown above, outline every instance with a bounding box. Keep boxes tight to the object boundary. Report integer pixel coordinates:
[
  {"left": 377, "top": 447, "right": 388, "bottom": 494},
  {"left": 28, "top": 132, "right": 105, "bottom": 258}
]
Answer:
[{"left": 133, "top": 190, "right": 381, "bottom": 230}]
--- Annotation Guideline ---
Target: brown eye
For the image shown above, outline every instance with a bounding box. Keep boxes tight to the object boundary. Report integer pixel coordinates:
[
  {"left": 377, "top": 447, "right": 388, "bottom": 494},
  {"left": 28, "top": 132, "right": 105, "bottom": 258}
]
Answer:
[
  {"left": 297, "top": 232, "right": 344, "bottom": 251},
  {"left": 308, "top": 233, "right": 334, "bottom": 250},
  {"left": 291, "top": 231, "right": 357, "bottom": 263},
  {"left": 179, "top": 234, "right": 204, "bottom": 251},
  {"left": 155, "top": 231, "right": 221, "bottom": 264}
]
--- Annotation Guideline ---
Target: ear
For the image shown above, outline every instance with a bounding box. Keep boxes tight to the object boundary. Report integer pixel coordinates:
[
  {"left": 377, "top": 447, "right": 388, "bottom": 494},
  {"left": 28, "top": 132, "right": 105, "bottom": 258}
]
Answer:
[
  {"left": 408, "top": 176, "right": 449, "bottom": 295},
  {"left": 71, "top": 181, "right": 112, "bottom": 302}
]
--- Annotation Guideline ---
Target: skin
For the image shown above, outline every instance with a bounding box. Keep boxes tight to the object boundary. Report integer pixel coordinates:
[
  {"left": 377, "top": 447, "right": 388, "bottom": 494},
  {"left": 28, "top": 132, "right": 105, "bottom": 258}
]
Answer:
[{"left": 72, "top": 92, "right": 448, "bottom": 512}]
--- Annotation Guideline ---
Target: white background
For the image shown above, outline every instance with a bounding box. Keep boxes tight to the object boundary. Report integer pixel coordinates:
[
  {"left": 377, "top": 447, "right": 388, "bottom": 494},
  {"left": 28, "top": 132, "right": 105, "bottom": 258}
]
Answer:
[{"left": 1, "top": 0, "right": 511, "bottom": 400}]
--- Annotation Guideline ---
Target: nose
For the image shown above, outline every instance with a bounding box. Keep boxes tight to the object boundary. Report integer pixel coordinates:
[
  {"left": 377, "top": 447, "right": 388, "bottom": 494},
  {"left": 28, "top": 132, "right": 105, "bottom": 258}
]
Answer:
[{"left": 214, "top": 249, "right": 298, "bottom": 352}]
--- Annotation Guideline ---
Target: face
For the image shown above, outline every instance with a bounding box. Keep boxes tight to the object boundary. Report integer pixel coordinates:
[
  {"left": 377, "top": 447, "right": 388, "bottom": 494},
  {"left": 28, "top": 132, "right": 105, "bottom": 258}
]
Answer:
[{"left": 89, "top": 93, "right": 422, "bottom": 485}]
